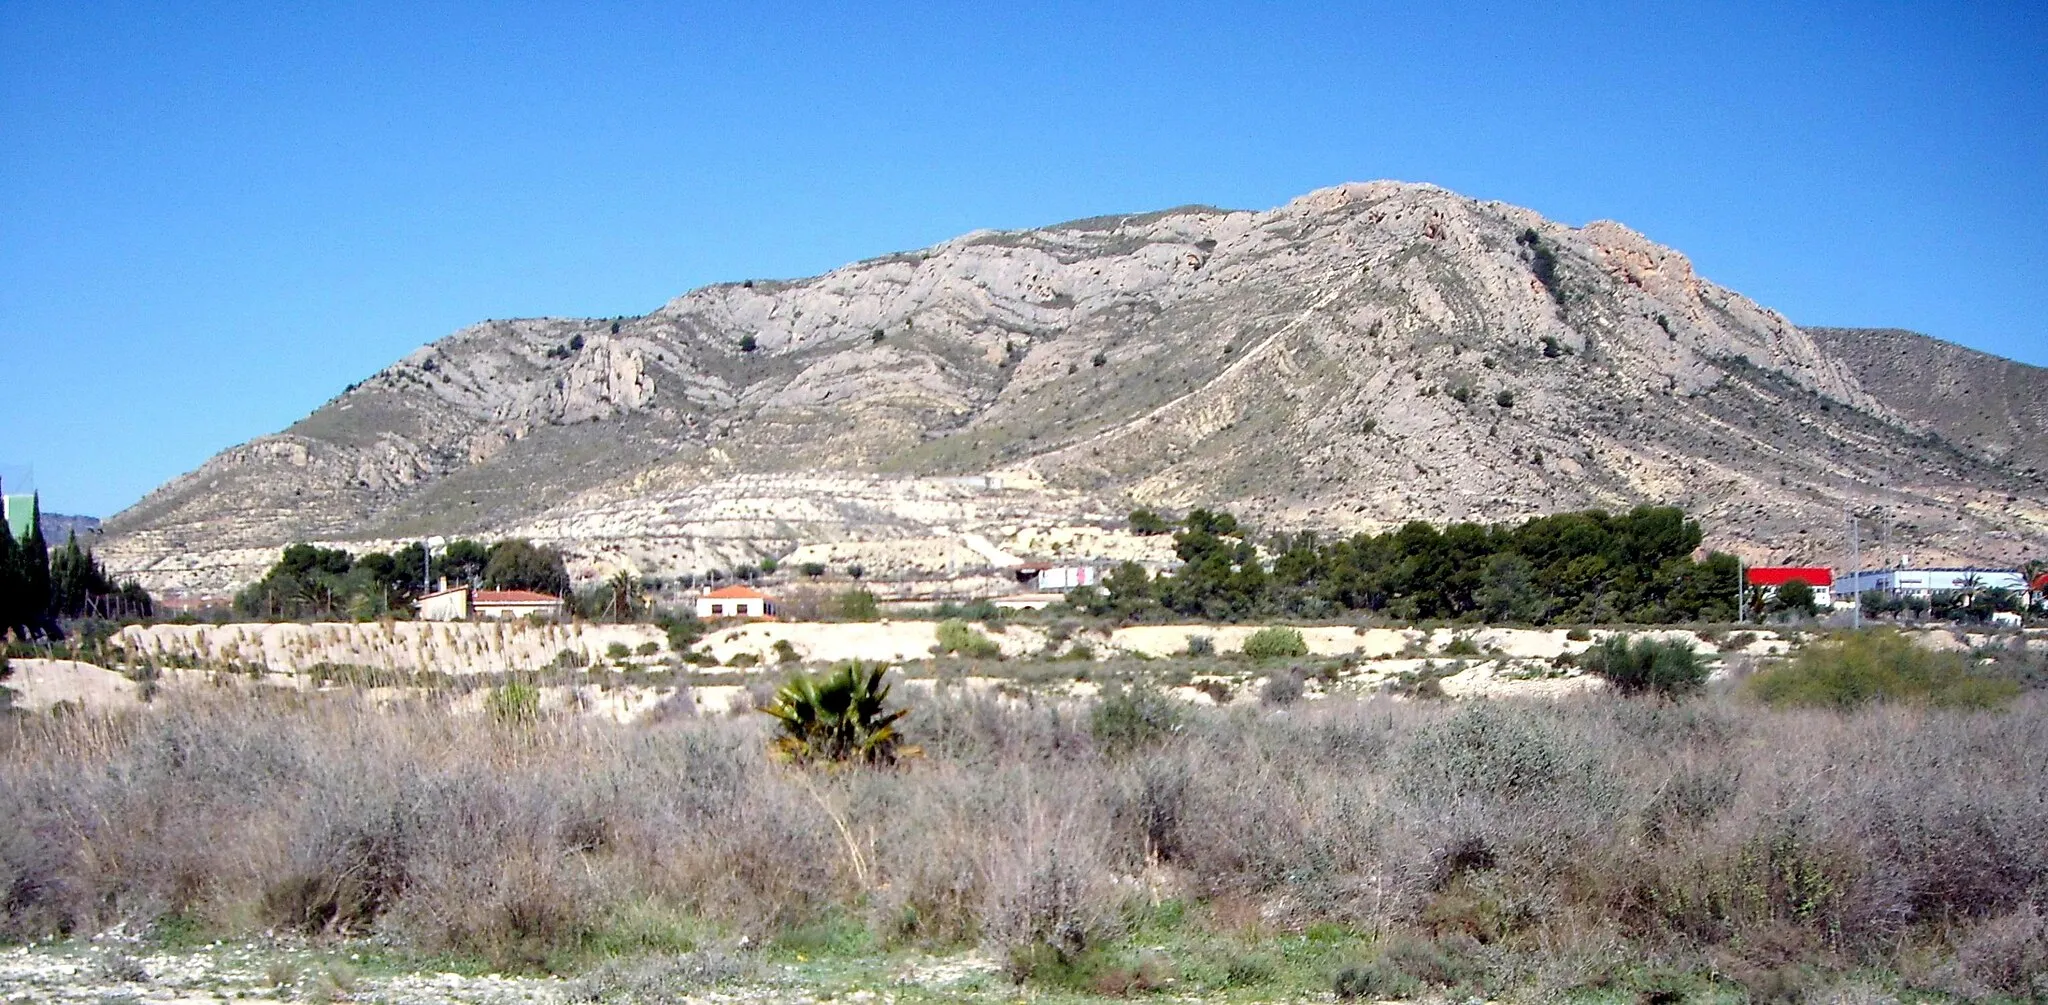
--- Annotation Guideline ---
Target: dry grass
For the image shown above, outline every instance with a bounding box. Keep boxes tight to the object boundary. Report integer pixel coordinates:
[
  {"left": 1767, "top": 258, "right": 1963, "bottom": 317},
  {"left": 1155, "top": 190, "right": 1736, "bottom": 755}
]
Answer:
[{"left": 1, "top": 687, "right": 2045, "bottom": 994}]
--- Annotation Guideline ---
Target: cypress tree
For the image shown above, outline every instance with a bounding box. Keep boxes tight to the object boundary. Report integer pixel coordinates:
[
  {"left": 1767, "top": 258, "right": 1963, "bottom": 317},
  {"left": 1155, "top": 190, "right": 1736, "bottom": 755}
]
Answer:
[
  {"left": 50, "top": 530, "right": 106, "bottom": 620},
  {"left": 0, "top": 509, "right": 16, "bottom": 637},
  {"left": 18, "top": 495, "right": 51, "bottom": 638}
]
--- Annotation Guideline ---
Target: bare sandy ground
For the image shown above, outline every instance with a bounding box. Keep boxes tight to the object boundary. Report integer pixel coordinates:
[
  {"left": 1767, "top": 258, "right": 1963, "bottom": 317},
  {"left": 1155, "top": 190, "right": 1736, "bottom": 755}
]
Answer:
[{"left": 4, "top": 659, "right": 141, "bottom": 712}]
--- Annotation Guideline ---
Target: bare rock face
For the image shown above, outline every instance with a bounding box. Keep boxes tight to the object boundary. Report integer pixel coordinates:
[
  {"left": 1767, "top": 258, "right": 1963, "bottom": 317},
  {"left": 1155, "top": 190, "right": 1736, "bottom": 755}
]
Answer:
[{"left": 99, "top": 182, "right": 2048, "bottom": 594}]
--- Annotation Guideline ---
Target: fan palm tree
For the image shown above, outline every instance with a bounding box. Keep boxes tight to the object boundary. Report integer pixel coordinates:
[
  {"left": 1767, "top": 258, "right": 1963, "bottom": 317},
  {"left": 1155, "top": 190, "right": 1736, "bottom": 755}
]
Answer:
[
  {"left": 1956, "top": 573, "right": 1984, "bottom": 607},
  {"left": 605, "top": 569, "right": 639, "bottom": 622},
  {"left": 762, "top": 661, "right": 912, "bottom": 766}
]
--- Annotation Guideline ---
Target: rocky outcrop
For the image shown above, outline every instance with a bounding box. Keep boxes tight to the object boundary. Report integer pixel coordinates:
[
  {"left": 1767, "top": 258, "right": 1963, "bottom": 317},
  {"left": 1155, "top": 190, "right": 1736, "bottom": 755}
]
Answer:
[{"left": 98, "top": 182, "right": 2048, "bottom": 594}]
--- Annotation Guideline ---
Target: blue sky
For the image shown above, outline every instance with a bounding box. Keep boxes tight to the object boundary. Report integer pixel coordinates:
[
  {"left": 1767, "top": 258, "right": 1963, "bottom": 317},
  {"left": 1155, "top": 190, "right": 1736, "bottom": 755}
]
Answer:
[{"left": 3, "top": 1, "right": 2044, "bottom": 518}]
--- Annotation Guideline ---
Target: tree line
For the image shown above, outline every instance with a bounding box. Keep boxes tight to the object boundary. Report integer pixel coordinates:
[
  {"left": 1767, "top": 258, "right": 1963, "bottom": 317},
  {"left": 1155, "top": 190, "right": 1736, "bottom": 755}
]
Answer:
[
  {"left": 235, "top": 538, "right": 571, "bottom": 621},
  {"left": 0, "top": 496, "right": 154, "bottom": 640},
  {"left": 1071, "top": 505, "right": 1740, "bottom": 624}
]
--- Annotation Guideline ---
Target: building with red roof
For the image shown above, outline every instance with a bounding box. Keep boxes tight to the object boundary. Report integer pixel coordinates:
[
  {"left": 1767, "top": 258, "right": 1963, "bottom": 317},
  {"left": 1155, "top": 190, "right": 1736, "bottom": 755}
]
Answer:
[
  {"left": 417, "top": 582, "right": 567, "bottom": 621},
  {"left": 696, "top": 584, "right": 773, "bottom": 620},
  {"left": 1744, "top": 567, "right": 1835, "bottom": 611},
  {"left": 1744, "top": 566, "right": 1834, "bottom": 591}
]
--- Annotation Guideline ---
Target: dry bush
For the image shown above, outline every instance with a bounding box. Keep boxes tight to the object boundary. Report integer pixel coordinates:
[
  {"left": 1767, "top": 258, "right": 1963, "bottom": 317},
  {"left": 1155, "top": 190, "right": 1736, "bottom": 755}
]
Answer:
[{"left": 0, "top": 687, "right": 2043, "bottom": 987}]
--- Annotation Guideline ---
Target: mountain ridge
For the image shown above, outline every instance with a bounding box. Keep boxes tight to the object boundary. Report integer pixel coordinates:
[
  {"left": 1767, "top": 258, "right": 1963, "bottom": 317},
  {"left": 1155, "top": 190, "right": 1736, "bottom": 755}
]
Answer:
[{"left": 98, "top": 181, "right": 2048, "bottom": 594}]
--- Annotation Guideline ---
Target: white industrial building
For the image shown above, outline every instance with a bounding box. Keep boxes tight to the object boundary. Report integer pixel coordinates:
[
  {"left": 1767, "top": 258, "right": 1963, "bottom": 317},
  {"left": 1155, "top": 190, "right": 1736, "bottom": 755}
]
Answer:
[{"left": 1831, "top": 568, "right": 2028, "bottom": 602}]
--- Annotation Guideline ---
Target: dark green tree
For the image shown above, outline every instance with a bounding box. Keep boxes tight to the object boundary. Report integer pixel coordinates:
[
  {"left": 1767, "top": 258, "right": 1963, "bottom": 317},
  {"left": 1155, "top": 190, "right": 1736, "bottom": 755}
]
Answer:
[
  {"left": 1772, "top": 579, "right": 1818, "bottom": 619},
  {"left": 1101, "top": 560, "right": 1155, "bottom": 618},
  {"left": 49, "top": 531, "right": 118, "bottom": 620},
  {"left": 1475, "top": 553, "right": 1543, "bottom": 622},
  {"left": 0, "top": 509, "right": 21, "bottom": 637},
  {"left": 0, "top": 496, "right": 53, "bottom": 638},
  {"left": 438, "top": 539, "right": 490, "bottom": 586},
  {"left": 482, "top": 539, "right": 571, "bottom": 595},
  {"left": 1127, "top": 508, "right": 1172, "bottom": 536}
]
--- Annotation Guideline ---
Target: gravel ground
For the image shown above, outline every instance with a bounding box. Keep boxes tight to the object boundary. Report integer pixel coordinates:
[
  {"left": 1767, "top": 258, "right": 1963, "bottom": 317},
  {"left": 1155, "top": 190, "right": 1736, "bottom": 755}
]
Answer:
[
  {"left": 0, "top": 942, "right": 561, "bottom": 1004},
  {"left": 0, "top": 941, "right": 1025, "bottom": 1005}
]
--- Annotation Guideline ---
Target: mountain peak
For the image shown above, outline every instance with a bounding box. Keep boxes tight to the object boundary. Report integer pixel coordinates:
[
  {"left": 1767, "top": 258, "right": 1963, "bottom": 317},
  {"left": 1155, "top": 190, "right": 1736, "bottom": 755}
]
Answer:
[{"left": 97, "top": 184, "right": 2048, "bottom": 594}]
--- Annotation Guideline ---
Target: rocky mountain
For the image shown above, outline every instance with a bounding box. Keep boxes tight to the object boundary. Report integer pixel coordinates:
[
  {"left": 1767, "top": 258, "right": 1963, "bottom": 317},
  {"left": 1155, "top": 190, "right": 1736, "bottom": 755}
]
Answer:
[
  {"left": 1803, "top": 327, "right": 2048, "bottom": 479},
  {"left": 99, "top": 182, "right": 2048, "bottom": 594}
]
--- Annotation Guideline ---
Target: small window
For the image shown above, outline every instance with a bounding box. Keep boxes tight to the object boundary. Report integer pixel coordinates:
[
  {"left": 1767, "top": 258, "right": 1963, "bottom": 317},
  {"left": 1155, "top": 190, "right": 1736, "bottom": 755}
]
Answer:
[{"left": 711, "top": 604, "right": 723, "bottom": 616}]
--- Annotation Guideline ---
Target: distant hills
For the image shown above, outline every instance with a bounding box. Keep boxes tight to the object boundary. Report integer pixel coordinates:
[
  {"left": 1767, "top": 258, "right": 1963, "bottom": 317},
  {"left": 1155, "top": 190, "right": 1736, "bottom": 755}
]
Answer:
[{"left": 95, "top": 182, "right": 2048, "bottom": 593}]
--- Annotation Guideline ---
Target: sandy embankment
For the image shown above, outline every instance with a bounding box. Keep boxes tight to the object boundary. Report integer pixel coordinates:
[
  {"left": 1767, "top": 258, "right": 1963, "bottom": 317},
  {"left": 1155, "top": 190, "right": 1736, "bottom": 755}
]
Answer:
[
  {"left": 61, "top": 619, "right": 1826, "bottom": 717},
  {"left": 3, "top": 659, "right": 142, "bottom": 712}
]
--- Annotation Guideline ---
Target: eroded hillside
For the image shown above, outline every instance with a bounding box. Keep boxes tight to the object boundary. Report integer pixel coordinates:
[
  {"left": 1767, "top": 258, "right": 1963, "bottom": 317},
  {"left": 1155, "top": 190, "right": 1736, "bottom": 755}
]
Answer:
[{"left": 100, "top": 183, "right": 2048, "bottom": 593}]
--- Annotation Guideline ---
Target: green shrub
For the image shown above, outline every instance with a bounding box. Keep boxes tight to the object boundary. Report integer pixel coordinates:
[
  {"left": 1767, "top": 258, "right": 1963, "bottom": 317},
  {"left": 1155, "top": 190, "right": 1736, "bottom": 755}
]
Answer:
[
  {"left": 1565, "top": 627, "right": 1592, "bottom": 641},
  {"left": 836, "top": 589, "right": 880, "bottom": 622},
  {"left": 1442, "top": 635, "right": 1482, "bottom": 656},
  {"left": 1398, "top": 702, "right": 1574, "bottom": 801},
  {"left": 1090, "top": 681, "right": 1183, "bottom": 755},
  {"left": 772, "top": 639, "right": 800, "bottom": 664},
  {"left": 1334, "top": 961, "right": 1418, "bottom": 1000},
  {"left": 1242, "top": 627, "right": 1309, "bottom": 660},
  {"left": 761, "top": 661, "right": 911, "bottom": 765},
  {"left": 1748, "top": 628, "right": 2022, "bottom": 710},
  {"left": 634, "top": 642, "right": 659, "bottom": 657},
  {"left": 726, "top": 653, "right": 759, "bottom": 669},
  {"left": 552, "top": 648, "right": 589, "bottom": 670},
  {"left": 1183, "top": 634, "right": 1215, "bottom": 657},
  {"left": 485, "top": 681, "right": 541, "bottom": 724},
  {"left": 935, "top": 619, "right": 1002, "bottom": 659},
  {"left": 661, "top": 614, "right": 705, "bottom": 651},
  {"left": 1583, "top": 635, "right": 1709, "bottom": 698},
  {"left": 605, "top": 642, "right": 631, "bottom": 660}
]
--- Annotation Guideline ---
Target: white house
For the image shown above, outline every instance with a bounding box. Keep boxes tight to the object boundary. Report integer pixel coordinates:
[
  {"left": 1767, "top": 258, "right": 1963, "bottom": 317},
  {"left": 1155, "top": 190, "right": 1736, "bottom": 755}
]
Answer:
[
  {"left": 416, "top": 584, "right": 472, "bottom": 621},
  {"left": 697, "top": 584, "right": 773, "bottom": 620},
  {"left": 417, "top": 584, "right": 566, "bottom": 621}
]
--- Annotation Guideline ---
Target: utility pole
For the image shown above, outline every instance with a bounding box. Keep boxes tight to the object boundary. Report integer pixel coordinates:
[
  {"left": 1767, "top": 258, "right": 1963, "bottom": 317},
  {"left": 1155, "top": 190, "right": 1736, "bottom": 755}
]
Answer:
[
  {"left": 1848, "top": 510, "right": 1862, "bottom": 629},
  {"left": 1737, "top": 562, "right": 1747, "bottom": 624}
]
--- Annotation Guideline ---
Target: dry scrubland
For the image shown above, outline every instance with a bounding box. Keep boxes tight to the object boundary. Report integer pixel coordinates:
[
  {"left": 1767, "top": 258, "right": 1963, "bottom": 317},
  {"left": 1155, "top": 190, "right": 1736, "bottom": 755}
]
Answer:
[{"left": 3, "top": 680, "right": 2047, "bottom": 1002}]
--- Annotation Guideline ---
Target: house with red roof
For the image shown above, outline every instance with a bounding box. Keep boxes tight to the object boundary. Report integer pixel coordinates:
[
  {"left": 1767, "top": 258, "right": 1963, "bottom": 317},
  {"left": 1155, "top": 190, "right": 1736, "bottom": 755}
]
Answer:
[
  {"left": 417, "top": 582, "right": 567, "bottom": 621},
  {"left": 696, "top": 584, "right": 773, "bottom": 620}
]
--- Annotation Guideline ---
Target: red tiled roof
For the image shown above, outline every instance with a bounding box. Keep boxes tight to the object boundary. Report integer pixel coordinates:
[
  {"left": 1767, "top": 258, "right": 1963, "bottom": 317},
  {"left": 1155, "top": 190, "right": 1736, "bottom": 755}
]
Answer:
[
  {"left": 2032, "top": 573, "right": 2048, "bottom": 592},
  {"left": 704, "top": 585, "right": 768, "bottom": 599},
  {"left": 1746, "top": 566, "right": 1833, "bottom": 588},
  {"left": 474, "top": 590, "right": 562, "bottom": 604}
]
